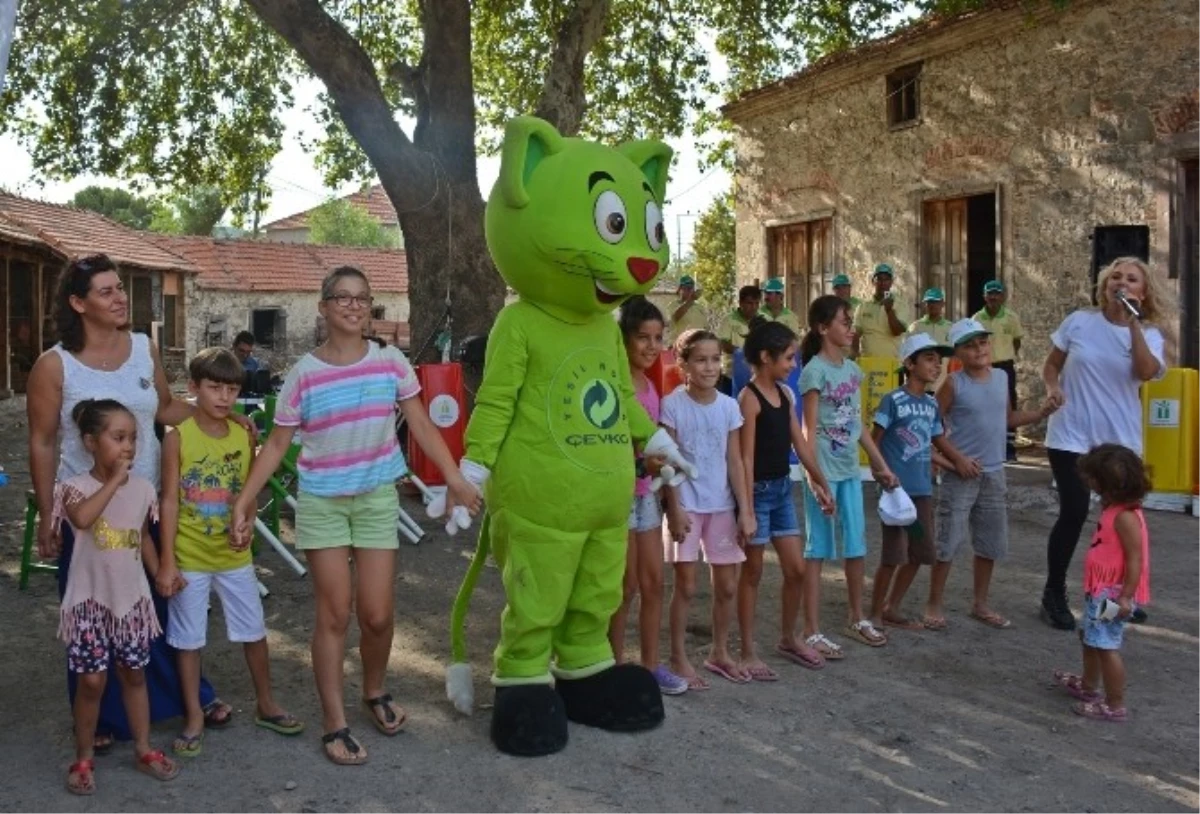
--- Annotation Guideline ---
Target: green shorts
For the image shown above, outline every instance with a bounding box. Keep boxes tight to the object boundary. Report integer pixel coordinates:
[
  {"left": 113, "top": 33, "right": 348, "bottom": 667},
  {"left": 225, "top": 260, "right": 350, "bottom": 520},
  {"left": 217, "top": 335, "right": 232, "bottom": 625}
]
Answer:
[{"left": 295, "top": 484, "right": 401, "bottom": 551}]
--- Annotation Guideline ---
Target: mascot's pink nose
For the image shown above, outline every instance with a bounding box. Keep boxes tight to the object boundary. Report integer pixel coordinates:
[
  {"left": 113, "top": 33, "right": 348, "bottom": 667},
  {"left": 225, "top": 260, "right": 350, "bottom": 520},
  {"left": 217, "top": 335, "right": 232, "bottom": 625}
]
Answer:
[{"left": 627, "top": 257, "right": 659, "bottom": 284}]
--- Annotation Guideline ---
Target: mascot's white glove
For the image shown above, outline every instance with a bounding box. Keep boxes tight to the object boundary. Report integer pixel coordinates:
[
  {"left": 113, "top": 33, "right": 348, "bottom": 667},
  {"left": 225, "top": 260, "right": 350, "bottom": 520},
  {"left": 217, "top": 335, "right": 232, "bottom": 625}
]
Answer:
[
  {"left": 425, "top": 459, "right": 490, "bottom": 535},
  {"left": 644, "top": 428, "right": 698, "bottom": 491}
]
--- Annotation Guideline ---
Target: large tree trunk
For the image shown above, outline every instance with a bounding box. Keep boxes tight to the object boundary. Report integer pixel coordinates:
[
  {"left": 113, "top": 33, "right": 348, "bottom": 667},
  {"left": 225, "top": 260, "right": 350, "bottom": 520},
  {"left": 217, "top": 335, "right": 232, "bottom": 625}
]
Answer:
[
  {"left": 533, "top": 0, "right": 612, "bottom": 136},
  {"left": 245, "top": 0, "right": 505, "bottom": 363}
]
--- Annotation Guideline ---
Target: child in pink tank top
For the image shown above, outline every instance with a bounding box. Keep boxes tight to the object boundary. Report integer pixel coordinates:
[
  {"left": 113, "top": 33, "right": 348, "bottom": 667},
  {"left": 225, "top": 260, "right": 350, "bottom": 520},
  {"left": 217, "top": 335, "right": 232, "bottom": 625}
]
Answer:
[{"left": 1052, "top": 443, "right": 1151, "bottom": 723}]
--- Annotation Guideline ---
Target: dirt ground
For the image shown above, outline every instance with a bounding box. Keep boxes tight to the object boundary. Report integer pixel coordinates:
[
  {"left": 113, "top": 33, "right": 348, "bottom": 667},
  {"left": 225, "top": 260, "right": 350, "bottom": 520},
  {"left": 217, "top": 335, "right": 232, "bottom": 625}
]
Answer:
[{"left": 0, "top": 395, "right": 1196, "bottom": 813}]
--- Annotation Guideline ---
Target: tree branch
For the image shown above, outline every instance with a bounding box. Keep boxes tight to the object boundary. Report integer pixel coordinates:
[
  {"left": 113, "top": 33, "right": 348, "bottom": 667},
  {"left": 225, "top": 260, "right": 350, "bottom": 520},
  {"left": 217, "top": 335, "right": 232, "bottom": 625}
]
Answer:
[
  {"left": 533, "top": 0, "right": 612, "bottom": 136},
  {"left": 243, "top": 0, "right": 437, "bottom": 209}
]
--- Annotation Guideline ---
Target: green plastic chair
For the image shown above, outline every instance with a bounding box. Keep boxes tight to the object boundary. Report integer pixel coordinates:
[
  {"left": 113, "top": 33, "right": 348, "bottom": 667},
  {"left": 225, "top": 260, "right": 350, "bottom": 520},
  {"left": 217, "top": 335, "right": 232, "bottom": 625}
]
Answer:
[{"left": 19, "top": 490, "right": 58, "bottom": 590}]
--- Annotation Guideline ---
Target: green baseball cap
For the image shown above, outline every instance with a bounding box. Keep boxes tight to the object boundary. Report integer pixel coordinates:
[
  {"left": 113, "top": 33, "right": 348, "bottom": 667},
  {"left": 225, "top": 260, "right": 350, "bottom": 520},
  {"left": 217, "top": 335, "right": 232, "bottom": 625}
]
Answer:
[
  {"left": 762, "top": 277, "right": 785, "bottom": 294},
  {"left": 983, "top": 280, "right": 1004, "bottom": 294},
  {"left": 922, "top": 287, "right": 945, "bottom": 302},
  {"left": 831, "top": 274, "right": 852, "bottom": 288},
  {"left": 872, "top": 263, "right": 894, "bottom": 279},
  {"left": 678, "top": 275, "right": 696, "bottom": 288}
]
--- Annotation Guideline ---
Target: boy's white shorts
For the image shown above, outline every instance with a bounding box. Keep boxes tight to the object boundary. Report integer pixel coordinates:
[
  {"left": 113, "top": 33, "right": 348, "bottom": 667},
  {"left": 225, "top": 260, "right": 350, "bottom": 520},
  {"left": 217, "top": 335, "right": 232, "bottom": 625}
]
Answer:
[{"left": 167, "top": 564, "right": 266, "bottom": 649}]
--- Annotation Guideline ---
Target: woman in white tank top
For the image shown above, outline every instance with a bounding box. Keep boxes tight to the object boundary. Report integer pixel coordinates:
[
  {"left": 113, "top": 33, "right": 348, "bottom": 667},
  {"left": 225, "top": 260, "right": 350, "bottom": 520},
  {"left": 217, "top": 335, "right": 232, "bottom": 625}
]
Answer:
[{"left": 26, "top": 254, "right": 234, "bottom": 742}]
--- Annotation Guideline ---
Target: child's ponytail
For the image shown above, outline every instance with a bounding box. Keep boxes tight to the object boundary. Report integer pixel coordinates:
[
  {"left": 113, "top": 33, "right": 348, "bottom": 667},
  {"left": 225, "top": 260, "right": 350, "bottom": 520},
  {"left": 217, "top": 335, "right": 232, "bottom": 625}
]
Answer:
[{"left": 801, "top": 295, "right": 849, "bottom": 364}]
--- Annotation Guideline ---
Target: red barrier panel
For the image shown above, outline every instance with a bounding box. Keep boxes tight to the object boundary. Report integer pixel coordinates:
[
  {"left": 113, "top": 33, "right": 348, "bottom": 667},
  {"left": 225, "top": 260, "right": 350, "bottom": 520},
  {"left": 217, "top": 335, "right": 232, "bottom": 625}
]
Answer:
[
  {"left": 648, "top": 349, "right": 684, "bottom": 396},
  {"left": 408, "top": 363, "right": 466, "bottom": 486}
]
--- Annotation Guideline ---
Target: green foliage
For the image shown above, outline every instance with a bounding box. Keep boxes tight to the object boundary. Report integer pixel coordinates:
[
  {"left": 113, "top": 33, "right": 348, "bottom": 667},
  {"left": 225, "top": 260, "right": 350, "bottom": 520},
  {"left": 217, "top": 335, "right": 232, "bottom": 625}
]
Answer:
[
  {"left": 307, "top": 198, "right": 397, "bottom": 248},
  {"left": 689, "top": 191, "right": 736, "bottom": 307},
  {"left": 147, "top": 186, "right": 227, "bottom": 236},
  {"left": 71, "top": 186, "right": 158, "bottom": 230},
  {"left": 3, "top": 0, "right": 1066, "bottom": 219}
]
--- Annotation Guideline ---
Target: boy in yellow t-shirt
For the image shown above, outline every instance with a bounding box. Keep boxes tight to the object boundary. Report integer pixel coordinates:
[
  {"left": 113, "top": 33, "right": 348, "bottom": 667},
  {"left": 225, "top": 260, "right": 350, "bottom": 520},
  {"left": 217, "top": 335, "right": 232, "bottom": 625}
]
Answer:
[{"left": 157, "top": 348, "right": 303, "bottom": 756}]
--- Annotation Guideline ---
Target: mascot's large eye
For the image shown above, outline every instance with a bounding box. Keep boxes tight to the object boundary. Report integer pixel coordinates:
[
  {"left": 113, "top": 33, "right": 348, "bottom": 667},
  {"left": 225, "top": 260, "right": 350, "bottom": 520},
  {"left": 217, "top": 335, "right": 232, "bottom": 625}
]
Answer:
[
  {"left": 593, "top": 190, "right": 627, "bottom": 244},
  {"left": 645, "top": 201, "right": 664, "bottom": 251}
]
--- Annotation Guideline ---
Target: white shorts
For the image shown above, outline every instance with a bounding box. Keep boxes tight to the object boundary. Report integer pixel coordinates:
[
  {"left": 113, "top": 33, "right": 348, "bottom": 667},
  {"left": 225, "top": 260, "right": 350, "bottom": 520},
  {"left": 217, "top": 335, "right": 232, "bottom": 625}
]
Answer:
[{"left": 166, "top": 564, "right": 266, "bottom": 650}]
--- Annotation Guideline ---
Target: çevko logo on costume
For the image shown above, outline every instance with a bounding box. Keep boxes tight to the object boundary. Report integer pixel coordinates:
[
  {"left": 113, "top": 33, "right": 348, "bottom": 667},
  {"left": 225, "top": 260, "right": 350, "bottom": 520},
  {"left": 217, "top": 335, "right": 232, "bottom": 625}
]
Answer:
[
  {"left": 429, "top": 394, "right": 460, "bottom": 429},
  {"left": 549, "top": 347, "right": 629, "bottom": 470}
]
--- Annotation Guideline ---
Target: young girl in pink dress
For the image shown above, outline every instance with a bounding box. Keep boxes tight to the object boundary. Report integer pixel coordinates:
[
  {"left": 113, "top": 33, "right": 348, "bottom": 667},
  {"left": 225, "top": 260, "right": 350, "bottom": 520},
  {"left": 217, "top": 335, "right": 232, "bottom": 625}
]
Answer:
[
  {"left": 56, "top": 399, "right": 179, "bottom": 794},
  {"left": 1053, "top": 443, "right": 1151, "bottom": 722}
]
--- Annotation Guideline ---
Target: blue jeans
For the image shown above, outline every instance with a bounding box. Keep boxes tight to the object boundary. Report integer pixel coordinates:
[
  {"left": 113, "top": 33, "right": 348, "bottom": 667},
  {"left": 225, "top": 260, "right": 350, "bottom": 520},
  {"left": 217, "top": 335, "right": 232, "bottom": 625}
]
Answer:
[{"left": 59, "top": 521, "right": 218, "bottom": 741}]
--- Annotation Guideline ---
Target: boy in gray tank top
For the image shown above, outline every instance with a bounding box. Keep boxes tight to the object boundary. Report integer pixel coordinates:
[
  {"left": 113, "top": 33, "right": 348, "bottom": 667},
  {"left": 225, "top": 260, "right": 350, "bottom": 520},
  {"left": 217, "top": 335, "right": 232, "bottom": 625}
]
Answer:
[{"left": 924, "top": 319, "right": 1058, "bottom": 632}]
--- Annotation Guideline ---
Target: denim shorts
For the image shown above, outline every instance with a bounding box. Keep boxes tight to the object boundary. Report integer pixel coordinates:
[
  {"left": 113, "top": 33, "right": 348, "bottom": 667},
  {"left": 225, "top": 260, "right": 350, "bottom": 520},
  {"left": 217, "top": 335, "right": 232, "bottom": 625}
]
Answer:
[
  {"left": 802, "top": 478, "right": 866, "bottom": 560},
  {"left": 1081, "top": 590, "right": 1133, "bottom": 651},
  {"left": 751, "top": 476, "right": 800, "bottom": 544},
  {"left": 628, "top": 492, "right": 663, "bottom": 532}
]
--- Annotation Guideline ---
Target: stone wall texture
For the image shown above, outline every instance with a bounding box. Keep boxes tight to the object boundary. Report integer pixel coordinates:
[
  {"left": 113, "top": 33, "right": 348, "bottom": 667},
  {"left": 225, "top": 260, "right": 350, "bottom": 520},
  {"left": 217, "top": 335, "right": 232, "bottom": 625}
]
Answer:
[
  {"left": 728, "top": 0, "right": 1198, "bottom": 410},
  {"left": 183, "top": 274, "right": 409, "bottom": 371}
]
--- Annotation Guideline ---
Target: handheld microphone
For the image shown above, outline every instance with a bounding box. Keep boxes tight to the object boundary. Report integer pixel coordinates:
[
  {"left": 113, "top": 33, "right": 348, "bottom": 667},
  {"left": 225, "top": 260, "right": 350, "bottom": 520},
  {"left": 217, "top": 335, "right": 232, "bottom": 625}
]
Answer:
[{"left": 1115, "top": 287, "right": 1142, "bottom": 320}]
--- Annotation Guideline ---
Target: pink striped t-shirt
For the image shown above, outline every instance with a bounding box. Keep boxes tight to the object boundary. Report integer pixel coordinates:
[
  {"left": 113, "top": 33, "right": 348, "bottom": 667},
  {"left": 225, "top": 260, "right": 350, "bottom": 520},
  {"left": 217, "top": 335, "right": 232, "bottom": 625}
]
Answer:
[{"left": 274, "top": 342, "right": 421, "bottom": 497}]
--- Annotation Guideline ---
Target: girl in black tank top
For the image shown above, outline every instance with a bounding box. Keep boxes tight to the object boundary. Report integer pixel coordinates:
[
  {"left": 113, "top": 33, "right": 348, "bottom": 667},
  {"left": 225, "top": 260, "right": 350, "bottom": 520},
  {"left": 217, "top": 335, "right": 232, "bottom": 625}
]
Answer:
[
  {"left": 746, "top": 382, "right": 791, "bottom": 482},
  {"left": 736, "top": 320, "right": 835, "bottom": 675}
]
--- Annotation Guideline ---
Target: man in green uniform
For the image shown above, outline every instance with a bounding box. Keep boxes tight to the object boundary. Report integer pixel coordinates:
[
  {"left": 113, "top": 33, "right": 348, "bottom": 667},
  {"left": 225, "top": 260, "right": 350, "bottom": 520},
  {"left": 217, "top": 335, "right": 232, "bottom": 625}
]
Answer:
[
  {"left": 759, "top": 277, "right": 801, "bottom": 333},
  {"left": 852, "top": 263, "right": 909, "bottom": 360}
]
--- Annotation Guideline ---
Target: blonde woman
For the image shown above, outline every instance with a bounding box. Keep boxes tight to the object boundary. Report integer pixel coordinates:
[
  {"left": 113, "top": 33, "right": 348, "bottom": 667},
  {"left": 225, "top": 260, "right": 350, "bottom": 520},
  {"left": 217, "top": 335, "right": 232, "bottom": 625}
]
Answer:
[{"left": 1039, "top": 257, "right": 1176, "bottom": 630}]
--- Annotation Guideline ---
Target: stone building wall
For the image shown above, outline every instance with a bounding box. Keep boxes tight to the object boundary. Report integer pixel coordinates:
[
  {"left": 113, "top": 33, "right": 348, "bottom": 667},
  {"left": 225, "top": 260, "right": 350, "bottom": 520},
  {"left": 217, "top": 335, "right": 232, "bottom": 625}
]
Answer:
[
  {"left": 182, "top": 275, "right": 409, "bottom": 372},
  {"left": 728, "top": 0, "right": 1198, "bottom": 408}
]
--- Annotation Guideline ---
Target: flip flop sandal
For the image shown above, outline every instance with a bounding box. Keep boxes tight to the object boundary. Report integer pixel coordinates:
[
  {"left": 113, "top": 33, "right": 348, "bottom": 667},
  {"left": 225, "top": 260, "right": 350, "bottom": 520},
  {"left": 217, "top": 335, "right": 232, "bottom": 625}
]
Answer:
[
  {"left": 845, "top": 620, "right": 888, "bottom": 647},
  {"left": 202, "top": 699, "right": 233, "bottom": 729},
  {"left": 683, "top": 673, "right": 711, "bottom": 691},
  {"left": 135, "top": 749, "right": 180, "bottom": 781},
  {"left": 805, "top": 633, "right": 845, "bottom": 660},
  {"left": 66, "top": 759, "right": 95, "bottom": 796},
  {"left": 255, "top": 713, "right": 305, "bottom": 736},
  {"left": 363, "top": 693, "right": 407, "bottom": 736},
  {"left": 172, "top": 731, "right": 204, "bottom": 758},
  {"left": 321, "top": 727, "right": 368, "bottom": 766},
  {"left": 921, "top": 616, "right": 948, "bottom": 631},
  {"left": 741, "top": 662, "right": 780, "bottom": 682},
  {"left": 882, "top": 616, "right": 924, "bottom": 631},
  {"left": 969, "top": 610, "right": 1012, "bottom": 629},
  {"left": 774, "top": 643, "right": 825, "bottom": 670},
  {"left": 703, "top": 659, "right": 751, "bottom": 684},
  {"left": 1072, "top": 700, "right": 1128, "bottom": 722},
  {"left": 1053, "top": 670, "right": 1102, "bottom": 703},
  {"left": 93, "top": 732, "right": 115, "bottom": 754}
]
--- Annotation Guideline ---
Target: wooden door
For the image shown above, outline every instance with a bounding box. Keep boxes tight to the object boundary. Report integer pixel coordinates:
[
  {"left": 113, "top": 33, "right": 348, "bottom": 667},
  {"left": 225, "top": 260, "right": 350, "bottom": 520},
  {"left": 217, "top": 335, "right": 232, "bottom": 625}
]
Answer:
[
  {"left": 768, "top": 218, "right": 833, "bottom": 322},
  {"left": 923, "top": 198, "right": 968, "bottom": 320}
]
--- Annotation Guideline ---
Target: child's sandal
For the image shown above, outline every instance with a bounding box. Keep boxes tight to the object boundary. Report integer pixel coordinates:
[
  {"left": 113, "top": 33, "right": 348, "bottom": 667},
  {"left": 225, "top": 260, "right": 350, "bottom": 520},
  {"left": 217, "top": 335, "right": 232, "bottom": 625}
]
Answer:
[
  {"left": 1052, "top": 670, "right": 1102, "bottom": 703},
  {"left": 66, "top": 759, "right": 96, "bottom": 796},
  {"left": 1073, "top": 700, "right": 1128, "bottom": 722},
  {"left": 135, "top": 749, "right": 181, "bottom": 781}
]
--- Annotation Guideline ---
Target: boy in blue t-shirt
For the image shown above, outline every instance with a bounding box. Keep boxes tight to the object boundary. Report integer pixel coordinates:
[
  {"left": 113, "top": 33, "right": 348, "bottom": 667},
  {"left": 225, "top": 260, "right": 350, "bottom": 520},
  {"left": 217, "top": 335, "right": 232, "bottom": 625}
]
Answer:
[{"left": 868, "top": 334, "right": 976, "bottom": 631}]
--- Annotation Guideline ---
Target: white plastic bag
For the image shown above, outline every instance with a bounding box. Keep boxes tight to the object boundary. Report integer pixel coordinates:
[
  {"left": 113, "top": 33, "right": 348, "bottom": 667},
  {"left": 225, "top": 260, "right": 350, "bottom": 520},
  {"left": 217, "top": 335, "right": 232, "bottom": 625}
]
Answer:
[{"left": 878, "top": 486, "right": 918, "bottom": 527}]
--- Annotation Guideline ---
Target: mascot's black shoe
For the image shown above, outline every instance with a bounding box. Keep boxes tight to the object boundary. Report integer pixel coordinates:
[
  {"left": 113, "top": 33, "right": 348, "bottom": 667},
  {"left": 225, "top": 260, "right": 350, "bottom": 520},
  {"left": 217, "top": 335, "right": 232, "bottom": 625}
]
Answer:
[
  {"left": 556, "top": 663, "right": 664, "bottom": 732},
  {"left": 491, "top": 684, "right": 568, "bottom": 757}
]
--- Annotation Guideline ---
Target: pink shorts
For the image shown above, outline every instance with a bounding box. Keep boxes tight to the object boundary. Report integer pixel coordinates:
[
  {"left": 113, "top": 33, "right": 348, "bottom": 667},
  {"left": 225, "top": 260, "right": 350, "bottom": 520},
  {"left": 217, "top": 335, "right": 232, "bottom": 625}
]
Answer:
[{"left": 663, "top": 511, "right": 745, "bottom": 565}]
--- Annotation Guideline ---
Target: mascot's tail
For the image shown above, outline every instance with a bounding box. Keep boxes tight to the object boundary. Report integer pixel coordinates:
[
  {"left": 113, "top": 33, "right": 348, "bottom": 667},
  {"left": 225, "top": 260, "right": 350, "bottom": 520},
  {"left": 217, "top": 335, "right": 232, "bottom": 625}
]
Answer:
[{"left": 446, "top": 512, "right": 491, "bottom": 715}]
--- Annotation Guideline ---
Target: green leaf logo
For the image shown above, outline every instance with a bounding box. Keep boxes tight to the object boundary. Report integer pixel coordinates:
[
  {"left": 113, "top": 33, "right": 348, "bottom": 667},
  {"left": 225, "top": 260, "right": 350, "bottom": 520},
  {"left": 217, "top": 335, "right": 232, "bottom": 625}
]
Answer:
[{"left": 581, "top": 379, "right": 619, "bottom": 430}]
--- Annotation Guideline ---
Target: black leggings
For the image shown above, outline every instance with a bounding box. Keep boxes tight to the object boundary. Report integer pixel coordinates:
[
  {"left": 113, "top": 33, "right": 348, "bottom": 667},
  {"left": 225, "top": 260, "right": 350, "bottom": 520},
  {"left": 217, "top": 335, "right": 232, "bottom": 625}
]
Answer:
[{"left": 1046, "top": 448, "right": 1091, "bottom": 596}]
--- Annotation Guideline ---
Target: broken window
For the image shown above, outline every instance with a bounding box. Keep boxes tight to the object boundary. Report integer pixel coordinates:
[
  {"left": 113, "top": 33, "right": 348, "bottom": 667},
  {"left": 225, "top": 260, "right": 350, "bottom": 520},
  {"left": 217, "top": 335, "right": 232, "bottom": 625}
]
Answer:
[
  {"left": 252, "top": 307, "right": 287, "bottom": 351},
  {"left": 887, "top": 63, "right": 922, "bottom": 128}
]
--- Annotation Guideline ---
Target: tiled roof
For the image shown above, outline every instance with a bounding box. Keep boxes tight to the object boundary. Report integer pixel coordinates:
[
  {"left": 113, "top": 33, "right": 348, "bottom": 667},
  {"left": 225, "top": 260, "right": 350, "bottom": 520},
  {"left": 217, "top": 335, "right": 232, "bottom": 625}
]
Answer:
[
  {"left": 262, "top": 183, "right": 399, "bottom": 232},
  {"left": 0, "top": 193, "right": 195, "bottom": 272},
  {"left": 147, "top": 235, "right": 407, "bottom": 294}
]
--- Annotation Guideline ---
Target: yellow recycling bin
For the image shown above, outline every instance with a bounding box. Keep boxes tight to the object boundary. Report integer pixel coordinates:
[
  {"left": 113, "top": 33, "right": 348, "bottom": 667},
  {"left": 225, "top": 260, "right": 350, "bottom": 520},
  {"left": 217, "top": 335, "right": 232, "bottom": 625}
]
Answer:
[
  {"left": 858, "top": 356, "right": 900, "bottom": 469},
  {"left": 1141, "top": 368, "right": 1199, "bottom": 510}
]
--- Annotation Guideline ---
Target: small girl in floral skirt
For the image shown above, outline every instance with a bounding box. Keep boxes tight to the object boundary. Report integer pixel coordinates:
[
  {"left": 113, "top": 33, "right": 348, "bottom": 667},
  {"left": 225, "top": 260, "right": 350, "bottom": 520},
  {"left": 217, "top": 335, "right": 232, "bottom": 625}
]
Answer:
[
  {"left": 1052, "top": 443, "right": 1151, "bottom": 723},
  {"left": 56, "top": 399, "right": 179, "bottom": 794}
]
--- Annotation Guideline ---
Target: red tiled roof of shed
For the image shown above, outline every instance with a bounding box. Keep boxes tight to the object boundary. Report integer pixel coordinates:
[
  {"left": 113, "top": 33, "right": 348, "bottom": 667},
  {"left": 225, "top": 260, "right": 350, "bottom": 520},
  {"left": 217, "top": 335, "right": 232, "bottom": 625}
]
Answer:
[
  {"left": 262, "top": 184, "right": 398, "bottom": 232},
  {"left": 147, "top": 235, "right": 407, "bottom": 293}
]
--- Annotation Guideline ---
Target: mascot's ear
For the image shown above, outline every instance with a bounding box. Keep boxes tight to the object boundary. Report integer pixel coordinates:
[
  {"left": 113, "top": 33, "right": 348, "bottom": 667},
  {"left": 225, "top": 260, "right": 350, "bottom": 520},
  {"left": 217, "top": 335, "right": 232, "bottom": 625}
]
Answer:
[
  {"left": 497, "top": 116, "right": 566, "bottom": 209},
  {"left": 616, "top": 140, "right": 674, "bottom": 203}
]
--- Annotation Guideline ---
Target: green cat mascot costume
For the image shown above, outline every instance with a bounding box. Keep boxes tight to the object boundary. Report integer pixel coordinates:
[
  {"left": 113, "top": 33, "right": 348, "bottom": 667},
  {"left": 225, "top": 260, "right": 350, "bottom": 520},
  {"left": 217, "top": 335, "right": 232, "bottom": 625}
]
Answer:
[{"left": 431, "top": 116, "right": 694, "bottom": 756}]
